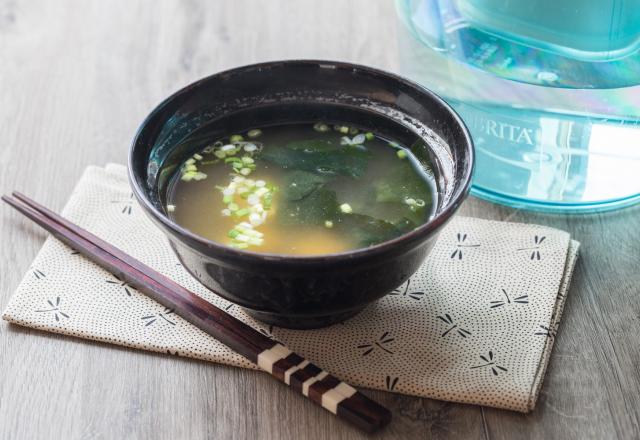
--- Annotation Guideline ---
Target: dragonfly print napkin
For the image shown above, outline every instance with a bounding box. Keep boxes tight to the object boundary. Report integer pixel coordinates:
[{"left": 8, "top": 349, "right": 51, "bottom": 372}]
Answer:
[{"left": 3, "top": 164, "right": 579, "bottom": 412}]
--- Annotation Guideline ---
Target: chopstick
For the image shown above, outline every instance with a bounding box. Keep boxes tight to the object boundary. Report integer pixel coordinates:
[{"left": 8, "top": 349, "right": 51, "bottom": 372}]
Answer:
[{"left": 2, "top": 192, "right": 392, "bottom": 433}]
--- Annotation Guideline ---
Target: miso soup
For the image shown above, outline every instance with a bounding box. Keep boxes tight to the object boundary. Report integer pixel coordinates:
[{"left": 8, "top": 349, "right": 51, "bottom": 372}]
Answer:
[{"left": 165, "top": 122, "right": 437, "bottom": 255}]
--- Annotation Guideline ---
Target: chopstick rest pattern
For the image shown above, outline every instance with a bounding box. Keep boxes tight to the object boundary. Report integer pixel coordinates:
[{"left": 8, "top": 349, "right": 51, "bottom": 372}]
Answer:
[{"left": 1, "top": 193, "right": 391, "bottom": 433}]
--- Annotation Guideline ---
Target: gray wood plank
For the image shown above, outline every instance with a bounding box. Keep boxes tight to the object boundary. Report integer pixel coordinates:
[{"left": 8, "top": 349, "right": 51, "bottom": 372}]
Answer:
[{"left": 1, "top": 0, "right": 639, "bottom": 439}]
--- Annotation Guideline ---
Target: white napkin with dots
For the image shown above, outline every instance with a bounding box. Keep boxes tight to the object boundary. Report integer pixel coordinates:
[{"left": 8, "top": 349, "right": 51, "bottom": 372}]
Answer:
[{"left": 3, "top": 164, "right": 579, "bottom": 412}]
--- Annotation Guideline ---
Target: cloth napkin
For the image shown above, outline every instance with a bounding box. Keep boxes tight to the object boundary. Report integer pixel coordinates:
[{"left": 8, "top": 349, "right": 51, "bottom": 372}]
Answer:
[{"left": 3, "top": 164, "right": 579, "bottom": 412}]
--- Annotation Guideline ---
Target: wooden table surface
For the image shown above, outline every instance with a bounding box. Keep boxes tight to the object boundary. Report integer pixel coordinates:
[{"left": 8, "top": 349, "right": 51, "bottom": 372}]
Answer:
[{"left": 1, "top": 1, "right": 639, "bottom": 439}]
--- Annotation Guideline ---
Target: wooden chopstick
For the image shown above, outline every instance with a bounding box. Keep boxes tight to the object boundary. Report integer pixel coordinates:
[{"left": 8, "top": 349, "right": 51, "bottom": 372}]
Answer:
[{"left": 2, "top": 193, "right": 392, "bottom": 432}]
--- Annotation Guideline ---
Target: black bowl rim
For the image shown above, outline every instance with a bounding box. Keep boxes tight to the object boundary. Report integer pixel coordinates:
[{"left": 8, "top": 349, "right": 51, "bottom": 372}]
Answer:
[{"left": 129, "top": 59, "right": 474, "bottom": 264}]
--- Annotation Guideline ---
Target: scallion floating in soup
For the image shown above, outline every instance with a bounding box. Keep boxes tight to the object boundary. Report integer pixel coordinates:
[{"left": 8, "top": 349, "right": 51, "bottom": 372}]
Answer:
[{"left": 165, "top": 122, "right": 437, "bottom": 255}]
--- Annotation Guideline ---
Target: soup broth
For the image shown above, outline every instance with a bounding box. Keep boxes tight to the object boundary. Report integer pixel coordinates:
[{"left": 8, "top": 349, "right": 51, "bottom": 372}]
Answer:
[{"left": 165, "top": 122, "right": 437, "bottom": 255}]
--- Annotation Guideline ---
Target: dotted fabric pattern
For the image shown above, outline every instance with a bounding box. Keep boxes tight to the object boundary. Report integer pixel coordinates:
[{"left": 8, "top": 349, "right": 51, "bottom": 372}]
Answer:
[{"left": 2, "top": 164, "right": 579, "bottom": 412}]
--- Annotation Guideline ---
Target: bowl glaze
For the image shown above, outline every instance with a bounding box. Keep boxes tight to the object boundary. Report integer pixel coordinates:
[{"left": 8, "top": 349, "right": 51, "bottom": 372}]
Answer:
[{"left": 129, "top": 60, "right": 474, "bottom": 329}]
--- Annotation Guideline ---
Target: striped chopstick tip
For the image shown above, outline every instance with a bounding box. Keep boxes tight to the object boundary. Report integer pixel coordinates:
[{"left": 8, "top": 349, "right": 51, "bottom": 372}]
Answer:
[
  {"left": 284, "top": 359, "right": 309, "bottom": 385},
  {"left": 256, "top": 344, "right": 383, "bottom": 424},
  {"left": 322, "top": 383, "right": 358, "bottom": 414},
  {"left": 257, "top": 343, "right": 292, "bottom": 373}
]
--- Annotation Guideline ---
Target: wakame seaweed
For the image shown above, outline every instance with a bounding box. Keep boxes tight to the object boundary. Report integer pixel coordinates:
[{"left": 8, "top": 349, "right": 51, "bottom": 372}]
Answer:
[
  {"left": 281, "top": 170, "right": 329, "bottom": 201},
  {"left": 260, "top": 142, "right": 370, "bottom": 178}
]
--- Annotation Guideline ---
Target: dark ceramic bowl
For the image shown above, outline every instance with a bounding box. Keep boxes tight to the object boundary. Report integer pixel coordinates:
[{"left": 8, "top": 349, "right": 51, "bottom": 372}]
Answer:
[{"left": 129, "top": 60, "right": 474, "bottom": 329}]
